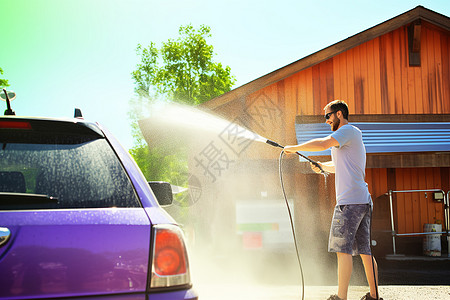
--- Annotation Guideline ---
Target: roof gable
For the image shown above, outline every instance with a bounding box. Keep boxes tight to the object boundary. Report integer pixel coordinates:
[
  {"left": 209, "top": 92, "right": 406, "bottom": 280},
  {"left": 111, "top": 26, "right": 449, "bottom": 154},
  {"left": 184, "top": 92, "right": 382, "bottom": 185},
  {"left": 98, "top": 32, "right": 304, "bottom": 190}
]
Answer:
[{"left": 203, "top": 6, "right": 450, "bottom": 110}]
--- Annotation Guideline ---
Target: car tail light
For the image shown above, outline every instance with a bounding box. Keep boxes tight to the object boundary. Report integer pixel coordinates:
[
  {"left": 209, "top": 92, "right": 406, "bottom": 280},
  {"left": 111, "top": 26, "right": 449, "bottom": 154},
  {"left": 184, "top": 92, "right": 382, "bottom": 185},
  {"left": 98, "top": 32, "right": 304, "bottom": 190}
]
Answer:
[
  {"left": 150, "top": 224, "right": 191, "bottom": 289},
  {"left": 0, "top": 120, "right": 32, "bottom": 129}
]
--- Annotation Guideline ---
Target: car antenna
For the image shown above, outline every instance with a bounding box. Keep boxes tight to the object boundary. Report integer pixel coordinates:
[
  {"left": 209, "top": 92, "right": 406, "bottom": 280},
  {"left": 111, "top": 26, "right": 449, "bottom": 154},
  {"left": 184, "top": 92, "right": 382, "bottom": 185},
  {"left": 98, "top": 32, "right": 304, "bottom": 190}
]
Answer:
[{"left": 2, "top": 89, "right": 15, "bottom": 116}]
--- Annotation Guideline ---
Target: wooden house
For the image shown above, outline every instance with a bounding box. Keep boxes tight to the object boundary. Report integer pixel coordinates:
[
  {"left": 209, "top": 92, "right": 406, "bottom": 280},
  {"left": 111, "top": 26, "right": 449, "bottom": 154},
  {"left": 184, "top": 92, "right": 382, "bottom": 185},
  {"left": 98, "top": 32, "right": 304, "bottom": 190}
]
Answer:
[{"left": 201, "top": 6, "right": 450, "bottom": 257}]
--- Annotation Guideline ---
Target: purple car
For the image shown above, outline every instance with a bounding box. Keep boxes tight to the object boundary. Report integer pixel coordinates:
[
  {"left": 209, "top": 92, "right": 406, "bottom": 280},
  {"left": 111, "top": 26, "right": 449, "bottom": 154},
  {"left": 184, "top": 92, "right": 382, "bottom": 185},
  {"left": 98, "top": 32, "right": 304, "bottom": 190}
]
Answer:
[{"left": 0, "top": 115, "right": 198, "bottom": 299}]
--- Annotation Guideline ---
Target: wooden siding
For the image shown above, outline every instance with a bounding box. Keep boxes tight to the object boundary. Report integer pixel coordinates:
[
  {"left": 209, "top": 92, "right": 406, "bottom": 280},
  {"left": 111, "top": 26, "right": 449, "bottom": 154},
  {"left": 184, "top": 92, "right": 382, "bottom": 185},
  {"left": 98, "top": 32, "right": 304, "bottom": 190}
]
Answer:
[
  {"left": 366, "top": 168, "right": 448, "bottom": 234},
  {"left": 204, "top": 7, "right": 450, "bottom": 112},
  {"left": 290, "top": 166, "right": 449, "bottom": 236},
  {"left": 237, "top": 21, "right": 450, "bottom": 146}
]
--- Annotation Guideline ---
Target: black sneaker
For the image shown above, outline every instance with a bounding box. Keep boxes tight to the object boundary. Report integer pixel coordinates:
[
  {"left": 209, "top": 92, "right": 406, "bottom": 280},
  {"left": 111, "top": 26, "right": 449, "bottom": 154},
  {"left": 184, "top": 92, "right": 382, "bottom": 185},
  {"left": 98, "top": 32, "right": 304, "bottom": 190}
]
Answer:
[
  {"left": 360, "top": 292, "right": 383, "bottom": 300},
  {"left": 327, "top": 295, "right": 344, "bottom": 300}
]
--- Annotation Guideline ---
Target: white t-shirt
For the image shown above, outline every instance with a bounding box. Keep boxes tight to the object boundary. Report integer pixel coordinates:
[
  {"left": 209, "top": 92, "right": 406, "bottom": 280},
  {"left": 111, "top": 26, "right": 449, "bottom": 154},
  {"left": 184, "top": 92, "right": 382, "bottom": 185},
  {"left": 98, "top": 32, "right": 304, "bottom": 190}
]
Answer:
[{"left": 330, "top": 124, "right": 371, "bottom": 205}]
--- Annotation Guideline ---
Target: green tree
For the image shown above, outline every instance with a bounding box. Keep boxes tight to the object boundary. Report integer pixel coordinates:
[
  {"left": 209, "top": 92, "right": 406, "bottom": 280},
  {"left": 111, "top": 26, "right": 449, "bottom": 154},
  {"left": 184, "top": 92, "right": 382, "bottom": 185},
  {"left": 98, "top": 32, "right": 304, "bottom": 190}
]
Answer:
[
  {"left": 132, "top": 24, "right": 235, "bottom": 105},
  {"left": 0, "top": 67, "right": 9, "bottom": 88},
  {"left": 129, "top": 25, "right": 235, "bottom": 205}
]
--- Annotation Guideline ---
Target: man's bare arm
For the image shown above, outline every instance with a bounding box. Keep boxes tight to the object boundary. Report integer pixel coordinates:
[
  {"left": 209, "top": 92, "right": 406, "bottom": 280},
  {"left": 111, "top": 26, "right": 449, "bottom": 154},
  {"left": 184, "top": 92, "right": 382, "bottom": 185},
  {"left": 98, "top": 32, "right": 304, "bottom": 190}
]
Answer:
[{"left": 284, "top": 136, "right": 339, "bottom": 153}]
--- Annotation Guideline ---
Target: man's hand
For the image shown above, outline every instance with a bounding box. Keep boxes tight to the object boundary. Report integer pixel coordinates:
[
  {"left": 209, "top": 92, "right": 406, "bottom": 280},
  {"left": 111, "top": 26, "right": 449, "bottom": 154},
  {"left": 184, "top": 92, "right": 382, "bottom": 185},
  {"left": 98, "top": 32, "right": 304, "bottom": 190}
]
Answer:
[
  {"left": 310, "top": 161, "right": 323, "bottom": 174},
  {"left": 283, "top": 145, "right": 298, "bottom": 155}
]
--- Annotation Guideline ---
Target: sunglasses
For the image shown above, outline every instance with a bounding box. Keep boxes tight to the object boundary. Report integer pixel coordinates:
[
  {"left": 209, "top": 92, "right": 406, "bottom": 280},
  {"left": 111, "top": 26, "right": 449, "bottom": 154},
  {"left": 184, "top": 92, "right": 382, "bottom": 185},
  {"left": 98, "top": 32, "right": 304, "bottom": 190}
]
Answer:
[{"left": 324, "top": 110, "right": 338, "bottom": 120}]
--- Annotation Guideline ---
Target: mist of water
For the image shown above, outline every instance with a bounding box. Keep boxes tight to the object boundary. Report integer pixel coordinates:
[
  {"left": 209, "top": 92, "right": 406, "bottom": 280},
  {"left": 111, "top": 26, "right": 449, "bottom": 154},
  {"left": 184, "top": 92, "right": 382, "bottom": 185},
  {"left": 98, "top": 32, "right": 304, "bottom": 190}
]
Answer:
[
  {"left": 137, "top": 100, "right": 344, "bottom": 299},
  {"left": 139, "top": 101, "right": 269, "bottom": 146}
]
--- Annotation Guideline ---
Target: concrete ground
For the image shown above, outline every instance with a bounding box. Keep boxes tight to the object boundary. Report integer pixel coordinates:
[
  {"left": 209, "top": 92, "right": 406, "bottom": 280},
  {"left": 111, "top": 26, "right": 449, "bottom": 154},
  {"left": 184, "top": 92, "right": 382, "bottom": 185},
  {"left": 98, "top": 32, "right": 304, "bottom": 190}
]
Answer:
[
  {"left": 193, "top": 256, "right": 450, "bottom": 299},
  {"left": 196, "top": 284, "right": 450, "bottom": 300},
  {"left": 190, "top": 245, "right": 450, "bottom": 299}
]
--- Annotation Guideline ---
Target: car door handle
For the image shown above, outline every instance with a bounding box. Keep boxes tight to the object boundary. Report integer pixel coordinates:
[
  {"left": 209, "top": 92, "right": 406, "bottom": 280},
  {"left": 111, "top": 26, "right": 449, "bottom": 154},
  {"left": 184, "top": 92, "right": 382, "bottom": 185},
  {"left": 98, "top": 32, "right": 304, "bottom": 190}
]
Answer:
[{"left": 0, "top": 227, "right": 11, "bottom": 247}]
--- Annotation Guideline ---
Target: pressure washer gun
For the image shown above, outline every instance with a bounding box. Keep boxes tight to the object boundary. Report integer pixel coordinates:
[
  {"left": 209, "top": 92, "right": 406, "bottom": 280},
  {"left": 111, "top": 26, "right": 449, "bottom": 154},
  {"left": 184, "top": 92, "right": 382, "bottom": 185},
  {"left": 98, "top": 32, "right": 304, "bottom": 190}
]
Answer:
[{"left": 265, "top": 139, "right": 328, "bottom": 175}]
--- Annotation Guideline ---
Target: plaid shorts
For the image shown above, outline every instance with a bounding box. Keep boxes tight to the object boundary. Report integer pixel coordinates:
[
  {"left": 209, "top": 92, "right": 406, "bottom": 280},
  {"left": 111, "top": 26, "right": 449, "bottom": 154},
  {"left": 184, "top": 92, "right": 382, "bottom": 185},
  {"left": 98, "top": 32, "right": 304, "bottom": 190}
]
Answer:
[{"left": 328, "top": 204, "right": 372, "bottom": 256}]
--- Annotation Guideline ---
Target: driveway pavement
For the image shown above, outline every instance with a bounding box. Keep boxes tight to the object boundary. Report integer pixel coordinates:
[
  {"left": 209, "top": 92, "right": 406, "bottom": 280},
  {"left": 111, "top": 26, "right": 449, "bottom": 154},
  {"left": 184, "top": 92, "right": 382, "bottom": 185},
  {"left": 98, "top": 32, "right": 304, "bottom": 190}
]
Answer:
[
  {"left": 193, "top": 256, "right": 450, "bottom": 299},
  {"left": 196, "top": 284, "right": 450, "bottom": 300}
]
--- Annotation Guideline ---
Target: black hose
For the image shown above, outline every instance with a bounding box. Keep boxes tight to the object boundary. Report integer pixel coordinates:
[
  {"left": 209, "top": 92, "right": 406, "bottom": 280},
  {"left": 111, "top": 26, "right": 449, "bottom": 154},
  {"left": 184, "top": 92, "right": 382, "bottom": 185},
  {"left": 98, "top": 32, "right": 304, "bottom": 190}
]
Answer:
[
  {"left": 279, "top": 150, "right": 304, "bottom": 300},
  {"left": 369, "top": 205, "right": 380, "bottom": 299}
]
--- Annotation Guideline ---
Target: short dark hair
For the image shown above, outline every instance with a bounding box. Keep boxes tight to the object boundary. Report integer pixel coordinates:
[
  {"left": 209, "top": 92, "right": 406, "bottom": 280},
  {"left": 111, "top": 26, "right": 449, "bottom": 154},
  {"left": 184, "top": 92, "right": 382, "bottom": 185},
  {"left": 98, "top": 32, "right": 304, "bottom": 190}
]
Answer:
[{"left": 324, "top": 100, "right": 349, "bottom": 120}]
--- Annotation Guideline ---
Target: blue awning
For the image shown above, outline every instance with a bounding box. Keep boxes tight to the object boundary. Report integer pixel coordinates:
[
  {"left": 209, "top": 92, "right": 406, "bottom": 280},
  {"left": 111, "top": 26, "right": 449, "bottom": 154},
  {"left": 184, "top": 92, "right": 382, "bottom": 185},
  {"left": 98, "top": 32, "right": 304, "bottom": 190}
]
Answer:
[{"left": 295, "top": 122, "right": 450, "bottom": 156}]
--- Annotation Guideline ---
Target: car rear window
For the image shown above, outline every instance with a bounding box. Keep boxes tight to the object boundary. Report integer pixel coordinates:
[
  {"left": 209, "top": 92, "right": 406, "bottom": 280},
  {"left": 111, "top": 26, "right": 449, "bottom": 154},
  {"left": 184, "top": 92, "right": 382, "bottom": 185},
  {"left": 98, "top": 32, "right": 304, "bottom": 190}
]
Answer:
[{"left": 0, "top": 119, "right": 140, "bottom": 210}]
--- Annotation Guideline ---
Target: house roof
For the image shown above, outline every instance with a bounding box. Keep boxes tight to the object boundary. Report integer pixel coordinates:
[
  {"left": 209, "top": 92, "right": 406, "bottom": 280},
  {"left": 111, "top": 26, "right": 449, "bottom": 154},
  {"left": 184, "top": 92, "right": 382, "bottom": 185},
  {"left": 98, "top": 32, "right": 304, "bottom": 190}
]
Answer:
[{"left": 203, "top": 6, "right": 450, "bottom": 111}]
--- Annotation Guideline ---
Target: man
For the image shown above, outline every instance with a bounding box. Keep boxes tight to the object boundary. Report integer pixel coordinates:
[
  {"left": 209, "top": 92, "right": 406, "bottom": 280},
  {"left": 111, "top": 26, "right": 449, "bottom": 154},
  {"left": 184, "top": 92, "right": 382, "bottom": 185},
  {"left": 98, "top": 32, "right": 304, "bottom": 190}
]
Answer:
[{"left": 284, "top": 100, "right": 381, "bottom": 300}]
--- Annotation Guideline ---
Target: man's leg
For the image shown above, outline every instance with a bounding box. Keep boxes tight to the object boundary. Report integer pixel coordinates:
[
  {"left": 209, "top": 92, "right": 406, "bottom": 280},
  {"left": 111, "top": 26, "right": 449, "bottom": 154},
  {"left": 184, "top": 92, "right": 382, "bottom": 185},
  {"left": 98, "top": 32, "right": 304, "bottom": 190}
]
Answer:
[
  {"left": 337, "top": 252, "right": 353, "bottom": 300},
  {"left": 360, "top": 254, "right": 379, "bottom": 299}
]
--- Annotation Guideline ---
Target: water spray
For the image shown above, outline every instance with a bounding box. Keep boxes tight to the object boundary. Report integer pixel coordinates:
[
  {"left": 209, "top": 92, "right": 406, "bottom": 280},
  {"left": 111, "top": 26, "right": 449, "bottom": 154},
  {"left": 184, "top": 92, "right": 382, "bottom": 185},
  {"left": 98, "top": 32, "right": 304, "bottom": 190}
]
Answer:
[
  {"left": 138, "top": 103, "right": 331, "bottom": 299},
  {"left": 263, "top": 138, "right": 329, "bottom": 300},
  {"left": 265, "top": 139, "right": 328, "bottom": 175}
]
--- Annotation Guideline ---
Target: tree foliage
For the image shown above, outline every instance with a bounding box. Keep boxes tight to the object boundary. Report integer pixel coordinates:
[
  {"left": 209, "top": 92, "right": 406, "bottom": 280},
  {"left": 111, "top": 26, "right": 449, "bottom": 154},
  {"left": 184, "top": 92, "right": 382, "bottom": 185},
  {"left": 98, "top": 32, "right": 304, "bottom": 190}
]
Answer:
[
  {"left": 0, "top": 67, "right": 9, "bottom": 89},
  {"left": 129, "top": 25, "right": 235, "bottom": 202},
  {"left": 132, "top": 24, "right": 235, "bottom": 105}
]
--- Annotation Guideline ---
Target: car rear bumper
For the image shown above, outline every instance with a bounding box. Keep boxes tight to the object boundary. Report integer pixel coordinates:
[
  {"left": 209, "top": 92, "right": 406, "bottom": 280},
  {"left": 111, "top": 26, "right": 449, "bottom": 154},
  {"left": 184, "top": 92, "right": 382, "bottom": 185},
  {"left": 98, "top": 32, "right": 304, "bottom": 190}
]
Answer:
[
  {"left": 0, "top": 287, "right": 198, "bottom": 300},
  {"left": 149, "top": 286, "right": 198, "bottom": 300}
]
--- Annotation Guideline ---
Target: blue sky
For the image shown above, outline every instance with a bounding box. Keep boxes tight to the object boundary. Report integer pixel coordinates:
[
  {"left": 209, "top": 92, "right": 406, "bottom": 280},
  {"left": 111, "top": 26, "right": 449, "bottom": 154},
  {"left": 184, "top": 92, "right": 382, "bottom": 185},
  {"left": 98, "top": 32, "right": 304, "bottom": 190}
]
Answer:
[{"left": 1, "top": 0, "right": 449, "bottom": 150}]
